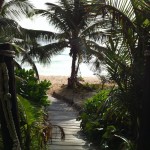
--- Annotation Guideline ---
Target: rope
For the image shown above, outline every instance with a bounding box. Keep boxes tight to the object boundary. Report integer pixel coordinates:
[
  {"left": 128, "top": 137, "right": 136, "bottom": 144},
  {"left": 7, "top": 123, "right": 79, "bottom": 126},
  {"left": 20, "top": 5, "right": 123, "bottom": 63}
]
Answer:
[
  {"left": 0, "top": 50, "right": 15, "bottom": 58},
  {"left": 0, "top": 61, "right": 21, "bottom": 149}
]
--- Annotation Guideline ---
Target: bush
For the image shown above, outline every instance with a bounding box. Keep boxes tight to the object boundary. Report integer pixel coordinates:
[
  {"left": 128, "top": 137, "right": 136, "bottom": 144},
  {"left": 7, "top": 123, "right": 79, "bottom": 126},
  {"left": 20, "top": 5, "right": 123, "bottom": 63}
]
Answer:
[
  {"left": 78, "top": 90, "right": 110, "bottom": 141},
  {"left": 15, "top": 69, "right": 51, "bottom": 106},
  {"left": 78, "top": 89, "right": 134, "bottom": 149},
  {"left": 18, "top": 95, "right": 47, "bottom": 149}
]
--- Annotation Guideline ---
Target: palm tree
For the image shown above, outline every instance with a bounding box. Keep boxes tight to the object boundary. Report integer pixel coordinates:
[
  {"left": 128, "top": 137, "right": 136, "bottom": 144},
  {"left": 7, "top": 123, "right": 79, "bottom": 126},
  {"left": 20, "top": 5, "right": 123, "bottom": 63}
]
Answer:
[
  {"left": 0, "top": 0, "right": 42, "bottom": 78},
  {"left": 95, "top": 0, "right": 149, "bottom": 149},
  {"left": 0, "top": 0, "right": 34, "bottom": 45},
  {"left": 28, "top": 0, "right": 107, "bottom": 88},
  {"left": 0, "top": 0, "right": 34, "bottom": 149}
]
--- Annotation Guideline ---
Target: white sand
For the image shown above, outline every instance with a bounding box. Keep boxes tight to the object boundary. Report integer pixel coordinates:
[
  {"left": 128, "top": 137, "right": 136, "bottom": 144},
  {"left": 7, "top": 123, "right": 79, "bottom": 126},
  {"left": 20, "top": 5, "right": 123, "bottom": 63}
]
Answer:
[{"left": 39, "top": 75, "right": 100, "bottom": 94}]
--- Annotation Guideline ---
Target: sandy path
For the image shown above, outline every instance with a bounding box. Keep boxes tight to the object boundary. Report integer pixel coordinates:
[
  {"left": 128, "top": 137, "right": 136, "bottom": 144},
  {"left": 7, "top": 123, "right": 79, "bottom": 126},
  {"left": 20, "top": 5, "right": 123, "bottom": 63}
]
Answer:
[{"left": 39, "top": 75, "right": 100, "bottom": 95}]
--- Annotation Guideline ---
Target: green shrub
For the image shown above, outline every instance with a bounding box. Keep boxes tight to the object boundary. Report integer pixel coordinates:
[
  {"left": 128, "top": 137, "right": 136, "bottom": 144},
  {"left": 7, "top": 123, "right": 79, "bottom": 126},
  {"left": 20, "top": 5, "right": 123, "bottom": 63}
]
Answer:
[
  {"left": 18, "top": 95, "right": 47, "bottom": 150},
  {"left": 15, "top": 69, "right": 51, "bottom": 106},
  {"left": 83, "top": 90, "right": 110, "bottom": 113},
  {"left": 78, "top": 89, "right": 134, "bottom": 149},
  {"left": 78, "top": 90, "right": 110, "bottom": 141}
]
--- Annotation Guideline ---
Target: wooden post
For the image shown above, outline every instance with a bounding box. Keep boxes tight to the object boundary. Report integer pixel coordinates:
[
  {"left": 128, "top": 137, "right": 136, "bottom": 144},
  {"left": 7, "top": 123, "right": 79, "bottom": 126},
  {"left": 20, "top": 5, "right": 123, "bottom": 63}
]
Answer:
[
  {"left": 138, "top": 50, "right": 150, "bottom": 150},
  {"left": 0, "top": 43, "right": 21, "bottom": 149},
  {"left": 0, "top": 0, "right": 4, "bottom": 10}
]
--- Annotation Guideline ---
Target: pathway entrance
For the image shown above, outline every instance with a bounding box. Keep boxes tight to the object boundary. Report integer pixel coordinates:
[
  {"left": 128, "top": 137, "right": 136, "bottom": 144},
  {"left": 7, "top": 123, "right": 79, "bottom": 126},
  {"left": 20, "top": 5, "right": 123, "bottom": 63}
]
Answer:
[{"left": 47, "top": 96, "right": 97, "bottom": 150}]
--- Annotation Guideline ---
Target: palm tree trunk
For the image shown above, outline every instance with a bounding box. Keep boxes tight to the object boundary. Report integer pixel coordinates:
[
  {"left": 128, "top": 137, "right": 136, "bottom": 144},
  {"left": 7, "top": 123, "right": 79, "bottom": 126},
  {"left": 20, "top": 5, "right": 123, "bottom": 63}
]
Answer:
[
  {"left": 138, "top": 50, "right": 150, "bottom": 150},
  {"left": 68, "top": 48, "right": 77, "bottom": 88}
]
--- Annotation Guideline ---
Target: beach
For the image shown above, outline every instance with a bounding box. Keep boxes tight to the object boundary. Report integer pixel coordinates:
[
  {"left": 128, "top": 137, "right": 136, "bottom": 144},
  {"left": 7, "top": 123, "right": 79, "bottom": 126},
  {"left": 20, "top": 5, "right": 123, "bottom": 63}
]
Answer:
[
  {"left": 40, "top": 75, "right": 100, "bottom": 110},
  {"left": 40, "top": 75, "right": 100, "bottom": 95},
  {"left": 23, "top": 49, "right": 105, "bottom": 109}
]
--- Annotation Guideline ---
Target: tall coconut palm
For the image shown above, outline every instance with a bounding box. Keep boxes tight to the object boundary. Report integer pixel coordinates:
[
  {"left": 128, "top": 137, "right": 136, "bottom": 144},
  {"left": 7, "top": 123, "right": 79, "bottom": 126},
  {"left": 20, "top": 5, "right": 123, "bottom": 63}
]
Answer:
[
  {"left": 95, "top": 0, "right": 149, "bottom": 149},
  {"left": 28, "top": 0, "right": 108, "bottom": 88}
]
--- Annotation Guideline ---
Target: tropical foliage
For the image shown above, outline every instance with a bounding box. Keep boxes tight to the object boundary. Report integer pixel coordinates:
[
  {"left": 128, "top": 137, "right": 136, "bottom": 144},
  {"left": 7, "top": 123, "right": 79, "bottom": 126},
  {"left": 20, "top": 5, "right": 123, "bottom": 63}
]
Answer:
[
  {"left": 15, "top": 68, "right": 65, "bottom": 149},
  {"left": 0, "top": 1, "right": 53, "bottom": 149},
  {"left": 78, "top": 0, "right": 149, "bottom": 149},
  {"left": 15, "top": 68, "right": 51, "bottom": 106},
  {"left": 0, "top": 0, "right": 149, "bottom": 149},
  {"left": 0, "top": 0, "right": 43, "bottom": 79},
  {"left": 0, "top": 0, "right": 33, "bottom": 42},
  {"left": 18, "top": 95, "right": 45, "bottom": 149},
  {"left": 102, "top": 1, "right": 150, "bottom": 149},
  {"left": 78, "top": 89, "right": 135, "bottom": 149},
  {"left": 0, "top": 0, "right": 41, "bottom": 77},
  {"left": 18, "top": 94, "right": 65, "bottom": 150},
  {"left": 25, "top": 0, "right": 109, "bottom": 88}
]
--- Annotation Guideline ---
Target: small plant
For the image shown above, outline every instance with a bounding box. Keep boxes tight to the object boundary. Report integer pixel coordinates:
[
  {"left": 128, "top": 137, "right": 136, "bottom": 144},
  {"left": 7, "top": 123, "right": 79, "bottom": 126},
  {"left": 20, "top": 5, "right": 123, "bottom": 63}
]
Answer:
[
  {"left": 78, "top": 89, "right": 135, "bottom": 149},
  {"left": 15, "top": 68, "right": 51, "bottom": 106},
  {"left": 78, "top": 90, "right": 110, "bottom": 141},
  {"left": 18, "top": 95, "right": 65, "bottom": 150}
]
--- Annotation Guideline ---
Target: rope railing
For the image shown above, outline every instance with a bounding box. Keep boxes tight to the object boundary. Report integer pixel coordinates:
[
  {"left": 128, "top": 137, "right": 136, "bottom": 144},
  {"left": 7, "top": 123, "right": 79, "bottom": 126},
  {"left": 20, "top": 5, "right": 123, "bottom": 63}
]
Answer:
[
  {"left": 0, "top": 50, "right": 21, "bottom": 150},
  {"left": 0, "top": 50, "right": 15, "bottom": 58}
]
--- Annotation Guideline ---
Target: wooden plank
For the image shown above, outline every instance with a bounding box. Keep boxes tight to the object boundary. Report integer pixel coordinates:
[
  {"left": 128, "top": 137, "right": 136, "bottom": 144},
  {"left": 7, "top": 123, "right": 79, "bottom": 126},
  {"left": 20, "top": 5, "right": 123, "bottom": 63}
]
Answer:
[
  {"left": 52, "top": 134, "right": 85, "bottom": 139},
  {"left": 49, "top": 115, "right": 77, "bottom": 120},
  {"left": 51, "top": 138, "right": 87, "bottom": 142},
  {"left": 48, "top": 110, "right": 78, "bottom": 115},
  {"left": 47, "top": 145, "right": 93, "bottom": 150},
  {"left": 50, "top": 123, "right": 81, "bottom": 127},
  {"left": 52, "top": 127, "right": 80, "bottom": 132},
  {"left": 49, "top": 119, "right": 80, "bottom": 123},
  {"left": 50, "top": 141, "right": 86, "bottom": 146},
  {"left": 47, "top": 97, "right": 97, "bottom": 150}
]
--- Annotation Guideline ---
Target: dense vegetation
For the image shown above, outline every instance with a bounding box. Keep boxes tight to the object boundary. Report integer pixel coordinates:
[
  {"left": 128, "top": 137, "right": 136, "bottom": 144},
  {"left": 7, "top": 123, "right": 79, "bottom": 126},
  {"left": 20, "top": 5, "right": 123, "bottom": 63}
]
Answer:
[
  {"left": 0, "top": 67, "right": 51, "bottom": 149},
  {"left": 78, "top": 89, "right": 135, "bottom": 149},
  {"left": 16, "top": 68, "right": 51, "bottom": 149},
  {"left": 78, "top": 0, "right": 150, "bottom": 149},
  {"left": 15, "top": 69, "right": 51, "bottom": 106},
  {"left": 0, "top": 0, "right": 149, "bottom": 149},
  {"left": 25, "top": 0, "right": 107, "bottom": 88}
]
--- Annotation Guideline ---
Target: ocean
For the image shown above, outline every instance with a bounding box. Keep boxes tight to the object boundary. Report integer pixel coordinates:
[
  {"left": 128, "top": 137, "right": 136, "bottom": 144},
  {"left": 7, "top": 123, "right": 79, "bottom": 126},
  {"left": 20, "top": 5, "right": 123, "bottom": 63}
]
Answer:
[{"left": 19, "top": 49, "right": 107, "bottom": 77}]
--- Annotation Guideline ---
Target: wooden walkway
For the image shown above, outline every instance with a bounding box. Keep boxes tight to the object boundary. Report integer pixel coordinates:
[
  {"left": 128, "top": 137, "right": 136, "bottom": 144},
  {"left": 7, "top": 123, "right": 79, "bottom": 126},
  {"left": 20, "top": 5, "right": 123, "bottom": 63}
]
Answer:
[{"left": 47, "top": 96, "right": 97, "bottom": 150}]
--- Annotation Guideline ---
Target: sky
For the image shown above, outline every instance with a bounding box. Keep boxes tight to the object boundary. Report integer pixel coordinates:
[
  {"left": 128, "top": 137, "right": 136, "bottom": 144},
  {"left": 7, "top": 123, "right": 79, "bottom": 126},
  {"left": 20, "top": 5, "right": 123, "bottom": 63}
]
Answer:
[{"left": 19, "top": 0, "right": 58, "bottom": 31}]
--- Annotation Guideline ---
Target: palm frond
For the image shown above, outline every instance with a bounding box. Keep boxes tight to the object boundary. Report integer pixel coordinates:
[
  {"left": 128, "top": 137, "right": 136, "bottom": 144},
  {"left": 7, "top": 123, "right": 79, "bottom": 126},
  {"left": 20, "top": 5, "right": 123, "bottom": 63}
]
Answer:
[
  {"left": 87, "top": 31, "right": 108, "bottom": 42},
  {"left": 86, "top": 40, "right": 107, "bottom": 54},
  {"left": 21, "top": 54, "right": 39, "bottom": 80},
  {"left": 1, "top": 0, "right": 34, "bottom": 20},
  {"left": 28, "top": 41, "right": 68, "bottom": 64},
  {"left": 104, "top": 1, "right": 136, "bottom": 31},
  {"left": 104, "top": 37, "right": 132, "bottom": 91},
  {"left": 105, "top": 0, "right": 136, "bottom": 22},
  {"left": 82, "top": 40, "right": 106, "bottom": 72},
  {"left": 46, "top": 0, "right": 73, "bottom": 15},
  {"left": 21, "top": 27, "right": 57, "bottom": 42},
  {"left": 0, "top": 18, "right": 21, "bottom": 42},
  {"left": 35, "top": 8, "right": 72, "bottom": 33},
  {"left": 12, "top": 43, "right": 39, "bottom": 79},
  {"left": 43, "top": 1, "right": 76, "bottom": 31},
  {"left": 80, "top": 20, "right": 111, "bottom": 37}
]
